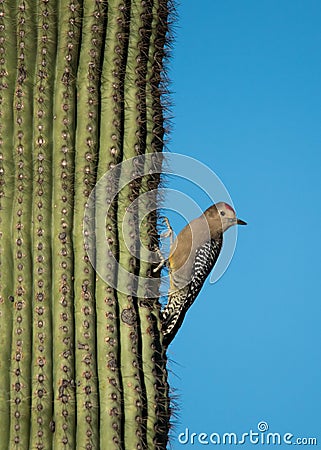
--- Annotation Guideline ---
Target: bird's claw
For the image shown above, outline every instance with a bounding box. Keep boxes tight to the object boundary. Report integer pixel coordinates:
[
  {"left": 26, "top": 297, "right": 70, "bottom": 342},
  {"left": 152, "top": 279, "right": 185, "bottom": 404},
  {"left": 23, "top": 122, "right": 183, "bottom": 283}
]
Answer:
[
  {"left": 159, "top": 216, "right": 173, "bottom": 243},
  {"left": 153, "top": 246, "right": 167, "bottom": 272}
]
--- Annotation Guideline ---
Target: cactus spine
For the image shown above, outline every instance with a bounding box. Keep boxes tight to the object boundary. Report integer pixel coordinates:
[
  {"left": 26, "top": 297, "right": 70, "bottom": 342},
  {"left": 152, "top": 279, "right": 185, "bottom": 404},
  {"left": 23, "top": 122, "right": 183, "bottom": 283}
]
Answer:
[{"left": 0, "top": 0, "right": 172, "bottom": 449}]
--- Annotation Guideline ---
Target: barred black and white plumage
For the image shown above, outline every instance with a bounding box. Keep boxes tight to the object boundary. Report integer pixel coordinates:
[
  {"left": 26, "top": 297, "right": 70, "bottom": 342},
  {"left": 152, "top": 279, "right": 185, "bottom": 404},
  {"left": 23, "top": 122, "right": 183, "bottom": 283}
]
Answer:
[
  {"left": 161, "top": 237, "right": 222, "bottom": 346},
  {"left": 159, "top": 202, "right": 247, "bottom": 346}
]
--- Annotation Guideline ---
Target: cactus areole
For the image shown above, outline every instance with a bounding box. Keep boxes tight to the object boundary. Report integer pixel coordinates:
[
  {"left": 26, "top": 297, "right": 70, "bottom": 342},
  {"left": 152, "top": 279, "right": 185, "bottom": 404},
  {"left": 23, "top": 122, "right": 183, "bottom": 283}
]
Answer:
[{"left": 0, "top": 0, "right": 172, "bottom": 449}]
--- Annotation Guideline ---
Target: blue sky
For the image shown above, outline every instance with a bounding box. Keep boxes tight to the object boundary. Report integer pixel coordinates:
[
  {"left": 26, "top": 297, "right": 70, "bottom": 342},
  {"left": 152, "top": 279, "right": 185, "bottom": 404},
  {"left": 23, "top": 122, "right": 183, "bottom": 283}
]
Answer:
[{"left": 164, "top": 1, "right": 321, "bottom": 448}]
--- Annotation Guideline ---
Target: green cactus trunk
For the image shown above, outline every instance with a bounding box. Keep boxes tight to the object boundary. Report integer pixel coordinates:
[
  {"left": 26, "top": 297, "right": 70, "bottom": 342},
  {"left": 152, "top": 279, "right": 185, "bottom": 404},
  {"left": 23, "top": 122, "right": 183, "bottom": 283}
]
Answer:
[{"left": 0, "top": 0, "right": 171, "bottom": 449}]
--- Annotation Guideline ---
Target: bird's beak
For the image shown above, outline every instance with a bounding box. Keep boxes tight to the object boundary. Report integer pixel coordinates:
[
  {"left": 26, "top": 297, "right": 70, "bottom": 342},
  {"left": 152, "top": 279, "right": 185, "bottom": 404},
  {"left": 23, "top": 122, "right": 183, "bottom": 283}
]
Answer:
[{"left": 237, "top": 218, "right": 247, "bottom": 225}]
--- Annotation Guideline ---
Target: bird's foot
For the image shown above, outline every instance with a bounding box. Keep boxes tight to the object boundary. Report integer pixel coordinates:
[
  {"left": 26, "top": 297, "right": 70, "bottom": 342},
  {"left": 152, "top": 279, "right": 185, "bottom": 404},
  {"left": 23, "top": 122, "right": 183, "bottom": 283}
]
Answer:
[
  {"left": 153, "top": 247, "right": 167, "bottom": 273},
  {"left": 159, "top": 216, "right": 174, "bottom": 244}
]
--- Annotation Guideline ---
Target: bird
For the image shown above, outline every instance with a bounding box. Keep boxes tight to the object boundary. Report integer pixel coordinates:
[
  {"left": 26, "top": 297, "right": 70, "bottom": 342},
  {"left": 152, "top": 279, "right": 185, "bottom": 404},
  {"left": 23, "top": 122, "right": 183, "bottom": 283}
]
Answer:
[{"left": 160, "top": 202, "right": 246, "bottom": 346}]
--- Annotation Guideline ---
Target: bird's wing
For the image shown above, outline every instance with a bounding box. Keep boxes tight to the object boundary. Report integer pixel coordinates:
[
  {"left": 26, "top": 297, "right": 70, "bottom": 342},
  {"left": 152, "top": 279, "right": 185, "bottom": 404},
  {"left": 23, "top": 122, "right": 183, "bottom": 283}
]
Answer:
[
  {"left": 184, "top": 237, "right": 223, "bottom": 310},
  {"left": 162, "top": 237, "right": 222, "bottom": 345}
]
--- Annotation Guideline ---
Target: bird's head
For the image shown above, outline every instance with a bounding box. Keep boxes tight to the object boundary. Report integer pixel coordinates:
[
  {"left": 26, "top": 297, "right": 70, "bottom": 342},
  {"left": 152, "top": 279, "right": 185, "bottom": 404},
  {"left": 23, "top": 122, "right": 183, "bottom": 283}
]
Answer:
[{"left": 205, "top": 202, "right": 247, "bottom": 234}]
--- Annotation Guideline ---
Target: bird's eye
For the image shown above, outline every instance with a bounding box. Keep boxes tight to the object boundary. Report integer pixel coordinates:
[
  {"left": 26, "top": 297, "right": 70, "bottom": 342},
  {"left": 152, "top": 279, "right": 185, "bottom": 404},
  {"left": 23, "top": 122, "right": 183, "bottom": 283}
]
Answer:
[{"left": 220, "top": 211, "right": 225, "bottom": 216}]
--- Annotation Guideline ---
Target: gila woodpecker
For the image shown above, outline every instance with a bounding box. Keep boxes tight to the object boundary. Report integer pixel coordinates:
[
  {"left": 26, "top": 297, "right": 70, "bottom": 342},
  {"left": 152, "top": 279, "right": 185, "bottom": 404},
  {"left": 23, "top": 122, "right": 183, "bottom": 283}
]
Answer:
[{"left": 161, "top": 202, "right": 246, "bottom": 346}]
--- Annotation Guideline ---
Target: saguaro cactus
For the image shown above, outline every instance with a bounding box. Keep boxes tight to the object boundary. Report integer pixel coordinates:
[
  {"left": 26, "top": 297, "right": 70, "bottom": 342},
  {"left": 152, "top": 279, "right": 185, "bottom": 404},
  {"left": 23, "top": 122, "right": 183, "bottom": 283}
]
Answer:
[{"left": 0, "top": 0, "right": 172, "bottom": 448}]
